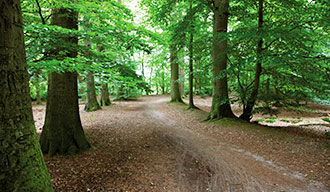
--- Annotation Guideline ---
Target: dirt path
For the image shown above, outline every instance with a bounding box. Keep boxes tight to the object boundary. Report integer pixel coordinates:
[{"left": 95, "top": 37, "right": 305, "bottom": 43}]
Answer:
[{"left": 34, "top": 95, "right": 329, "bottom": 191}]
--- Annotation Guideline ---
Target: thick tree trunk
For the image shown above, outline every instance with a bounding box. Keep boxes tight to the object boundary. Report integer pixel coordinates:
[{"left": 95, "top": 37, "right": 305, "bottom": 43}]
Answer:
[
  {"left": 208, "top": 0, "right": 235, "bottom": 119},
  {"left": 85, "top": 71, "right": 101, "bottom": 111},
  {"left": 100, "top": 83, "right": 112, "bottom": 106},
  {"left": 40, "top": 7, "right": 90, "bottom": 156},
  {"left": 0, "top": 0, "right": 53, "bottom": 190},
  {"left": 170, "top": 45, "right": 183, "bottom": 102},
  {"left": 239, "top": 0, "right": 264, "bottom": 121}
]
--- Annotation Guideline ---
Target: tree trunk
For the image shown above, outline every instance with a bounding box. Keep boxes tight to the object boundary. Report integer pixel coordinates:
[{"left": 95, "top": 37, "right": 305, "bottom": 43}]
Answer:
[
  {"left": 170, "top": 45, "right": 183, "bottom": 102},
  {"left": 188, "top": 29, "right": 197, "bottom": 109},
  {"left": 84, "top": 21, "right": 101, "bottom": 112},
  {"left": 85, "top": 71, "right": 101, "bottom": 112},
  {"left": 100, "top": 83, "right": 112, "bottom": 106},
  {"left": 208, "top": 0, "right": 235, "bottom": 119},
  {"left": 179, "top": 65, "right": 185, "bottom": 97},
  {"left": 40, "top": 7, "right": 90, "bottom": 157},
  {"left": 156, "top": 83, "right": 159, "bottom": 95},
  {"left": 36, "top": 83, "right": 42, "bottom": 105},
  {"left": 0, "top": 0, "right": 53, "bottom": 190},
  {"left": 239, "top": 0, "right": 264, "bottom": 121},
  {"left": 195, "top": 57, "right": 201, "bottom": 95},
  {"left": 161, "top": 72, "right": 165, "bottom": 94},
  {"left": 266, "top": 77, "right": 270, "bottom": 94}
]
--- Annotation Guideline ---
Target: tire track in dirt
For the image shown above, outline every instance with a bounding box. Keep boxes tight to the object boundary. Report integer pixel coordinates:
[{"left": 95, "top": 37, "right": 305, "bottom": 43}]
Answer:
[
  {"left": 35, "top": 95, "right": 328, "bottom": 191},
  {"left": 139, "top": 96, "right": 327, "bottom": 192}
]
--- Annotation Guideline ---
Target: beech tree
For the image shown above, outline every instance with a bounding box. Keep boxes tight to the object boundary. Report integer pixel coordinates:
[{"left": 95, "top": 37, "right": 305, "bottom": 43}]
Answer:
[
  {"left": 170, "top": 44, "right": 183, "bottom": 102},
  {"left": 40, "top": 5, "right": 90, "bottom": 156},
  {"left": 208, "top": 0, "right": 235, "bottom": 119},
  {"left": 84, "top": 40, "right": 101, "bottom": 112},
  {"left": 0, "top": 0, "right": 53, "bottom": 190},
  {"left": 239, "top": 0, "right": 263, "bottom": 121}
]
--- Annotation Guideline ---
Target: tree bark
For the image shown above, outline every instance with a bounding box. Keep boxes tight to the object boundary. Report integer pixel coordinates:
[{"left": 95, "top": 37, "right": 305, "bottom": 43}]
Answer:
[
  {"left": 85, "top": 71, "right": 101, "bottom": 111},
  {"left": 84, "top": 40, "right": 101, "bottom": 112},
  {"left": 40, "top": 7, "right": 90, "bottom": 156},
  {"left": 208, "top": 0, "right": 235, "bottom": 119},
  {"left": 195, "top": 57, "right": 201, "bottom": 95},
  {"left": 188, "top": 30, "right": 197, "bottom": 109},
  {"left": 239, "top": 0, "right": 264, "bottom": 121},
  {"left": 179, "top": 65, "right": 185, "bottom": 97},
  {"left": 170, "top": 45, "right": 183, "bottom": 102},
  {"left": 161, "top": 71, "right": 165, "bottom": 94},
  {"left": 96, "top": 45, "right": 112, "bottom": 106},
  {"left": 100, "top": 83, "right": 112, "bottom": 106},
  {"left": 36, "top": 83, "right": 42, "bottom": 105},
  {"left": 0, "top": 0, "right": 53, "bottom": 190}
]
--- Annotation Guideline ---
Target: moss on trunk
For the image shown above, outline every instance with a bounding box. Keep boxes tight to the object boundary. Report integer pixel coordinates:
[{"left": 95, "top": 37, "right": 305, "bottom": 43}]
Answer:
[{"left": 0, "top": 0, "right": 53, "bottom": 190}]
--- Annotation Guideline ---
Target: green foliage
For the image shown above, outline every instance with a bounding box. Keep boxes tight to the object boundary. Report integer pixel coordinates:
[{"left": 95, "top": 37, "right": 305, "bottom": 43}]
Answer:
[
  {"left": 322, "top": 118, "right": 330, "bottom": 123},
  {"left": 325, "top": 130, "right": 330, "bottom": 137},
  {"left": 22, "top": 0, "right": 329, "bottom": 112},
  {"left": 265, "top": 119, "right": 276, "bottom": 123}
]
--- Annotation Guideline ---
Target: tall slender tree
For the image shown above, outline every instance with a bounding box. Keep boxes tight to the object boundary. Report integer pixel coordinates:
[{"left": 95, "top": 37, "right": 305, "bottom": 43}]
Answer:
[
  {"left": 239, "top": 0, "right": 264, "bottom": 121},
  {"left": 208, "top": 0, "right": 236, "bottom": 119},
  {"left": 40, "top": 4, "right": 90, "bottom": 156},
  {"left": 188, "top": 0, "right": 198, "bottom": 109},
  {"left": 0, "top": 0, "right": 53, "bottom": 190},
  {"left": 84, "top": 39, "right": 101, "bottom": 112},
  {"left": 170, "top": 44, "right": 183, "bottom": 102}
]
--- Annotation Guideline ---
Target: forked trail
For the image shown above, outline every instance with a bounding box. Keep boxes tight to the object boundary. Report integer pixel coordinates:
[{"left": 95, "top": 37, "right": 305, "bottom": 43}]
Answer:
[{"left": 35, "top": 95, "right": 329, "bottom": 191}]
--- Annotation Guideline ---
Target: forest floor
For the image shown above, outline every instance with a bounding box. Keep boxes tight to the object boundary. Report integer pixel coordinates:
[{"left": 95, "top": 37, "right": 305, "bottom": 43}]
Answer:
[{"left": 33, "top": 95, "right": 330, "bottom": 192}]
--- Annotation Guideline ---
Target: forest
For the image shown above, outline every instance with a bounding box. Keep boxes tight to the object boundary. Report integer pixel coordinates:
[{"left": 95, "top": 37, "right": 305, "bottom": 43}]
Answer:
[{"left": 0, "top": 0, "right": 329, "bottom": 191}]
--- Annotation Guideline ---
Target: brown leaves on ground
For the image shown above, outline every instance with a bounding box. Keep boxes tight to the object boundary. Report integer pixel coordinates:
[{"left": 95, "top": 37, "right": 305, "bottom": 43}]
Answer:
[{"left": 33, "top": 95, "right": 329, "bottom": 191}]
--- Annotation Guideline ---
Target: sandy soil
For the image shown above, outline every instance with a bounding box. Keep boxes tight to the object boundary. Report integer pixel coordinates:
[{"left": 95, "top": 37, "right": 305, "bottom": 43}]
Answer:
[{"left": 33, "top": 95, "right": 329, "bottom": 191}]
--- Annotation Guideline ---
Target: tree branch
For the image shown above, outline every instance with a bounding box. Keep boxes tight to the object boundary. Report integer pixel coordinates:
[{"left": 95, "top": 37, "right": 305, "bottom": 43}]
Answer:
[{"left": 35, "top": 0, "right": 46, "bottom": 24}]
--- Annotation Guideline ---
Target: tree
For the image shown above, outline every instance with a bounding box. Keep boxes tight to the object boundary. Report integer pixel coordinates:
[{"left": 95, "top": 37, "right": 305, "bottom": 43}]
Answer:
[
  {"left": 84, "top": 37, "right": 101, "bottom": 112},
  {"left": 40, "top": 5, "right": 90, "bottom": 156},
  {"left": 170, "top": 44, "right": 183, "bottom": 102},
  {"left": 187, "top": 0, "right": 198, "bottom": 109},
  {"left": 208, "top": 0, "right": 236, "bottom": 119},
  {"left": 239, "top": 0, "right": 263, "bottom": 121},
  {"left": 0, "top": 0, "right": 53, "bottom": 190},
  {"left": 100, "top": 83, "right": 112, "bottom": 106}
]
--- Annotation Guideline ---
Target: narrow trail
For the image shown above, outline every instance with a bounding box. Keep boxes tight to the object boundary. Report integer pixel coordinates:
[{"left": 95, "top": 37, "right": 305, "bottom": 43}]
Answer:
[{"left": 35, "top": 95, "right": 329, "bottom": 191}]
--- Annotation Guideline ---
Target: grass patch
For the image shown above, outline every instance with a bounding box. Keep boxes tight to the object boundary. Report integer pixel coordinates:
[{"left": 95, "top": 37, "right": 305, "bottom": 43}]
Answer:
[
  {"left": 280, "top": 119, "right": 290, "bottom": 123},
  {"left": 87, "top": 116, "right": 96, "bottom": 121},
  {"left": 322, "top": 118, "right": 330, "bottom": 123},
  {"left": 265, "top": 119, "right": 276, "bottom": 123},
  {"left": 214, "top": 118, "right": 242, "bottom": 127},
  {"left": 290, "top": 119, "right": 303, "bottom": 124},
  {"left": 256, "top": 119, "right": 265, "bottom": 122},
  {"left": 85, "top": 133, "right": 95, "bottom": 140}
]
